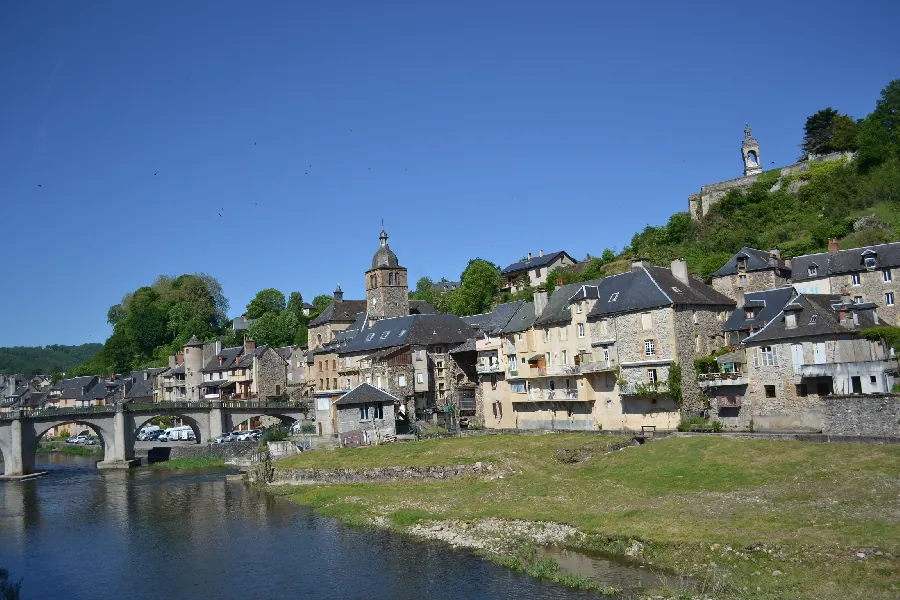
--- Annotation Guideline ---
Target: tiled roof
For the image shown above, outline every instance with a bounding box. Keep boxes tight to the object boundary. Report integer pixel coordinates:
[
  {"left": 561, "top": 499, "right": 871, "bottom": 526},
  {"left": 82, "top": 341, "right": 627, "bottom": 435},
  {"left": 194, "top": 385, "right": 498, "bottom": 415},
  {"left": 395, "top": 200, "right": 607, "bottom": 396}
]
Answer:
[
  {"left": 585, "top": 267, "right": 733, "bottom": 320},
  {"left": 744, "top": 294, "right": 878, "bottom": 344},
  {"left": 722, "top": 287, "right": 796, "bottom": 333},
  {"left": 501, "top": 251, "right": 575, "bottom": 275},
  {"left": 333, "top": 382, "right": 398, "bottom": 406},
  {"left": 711, "top": 247, "right": 791, "bottom": 277},
  {"left": 500, "top": 302, "right": 536, "bottom": 334},
  {"left": 791, "top": 242, "right": 900, "bottom": 282}
]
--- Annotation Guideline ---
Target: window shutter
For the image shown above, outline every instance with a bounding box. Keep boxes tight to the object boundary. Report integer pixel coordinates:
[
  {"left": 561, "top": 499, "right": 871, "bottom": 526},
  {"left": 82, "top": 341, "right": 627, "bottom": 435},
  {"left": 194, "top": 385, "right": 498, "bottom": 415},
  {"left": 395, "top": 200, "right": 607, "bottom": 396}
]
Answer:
[
  {"left": 753, "top": 347, "right": 759, "bottom": 368},
  {"left": 773, "top": 346, "right": 779, "bottom": 367}
]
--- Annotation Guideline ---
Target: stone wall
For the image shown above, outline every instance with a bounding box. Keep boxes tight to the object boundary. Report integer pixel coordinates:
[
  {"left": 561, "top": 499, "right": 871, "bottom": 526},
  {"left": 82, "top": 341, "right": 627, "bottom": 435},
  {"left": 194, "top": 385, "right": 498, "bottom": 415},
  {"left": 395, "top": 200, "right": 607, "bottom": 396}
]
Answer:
[
  {"left": 822, "top": 394, "right": 900, "bottom": 437},
  {"left": 673, "top": 306, "right": 730, "bottom": 412},
  {"left": 711, "top": 270, "right": 789, "bottom": 301},
  {"left": 827, "top": 268, "right": 900, "bottom": 326},
  {"left": 336, "top": 401, "right": 397, "bottom": 441},
  {"left": 255, "top": 346, "right": 287, "bottom": 399},
  {"left": 265, "top": 462, "right": 500, "bottom": 485},
  {"left": 163, "top": 441, "right": 258, "bottom": 461}
]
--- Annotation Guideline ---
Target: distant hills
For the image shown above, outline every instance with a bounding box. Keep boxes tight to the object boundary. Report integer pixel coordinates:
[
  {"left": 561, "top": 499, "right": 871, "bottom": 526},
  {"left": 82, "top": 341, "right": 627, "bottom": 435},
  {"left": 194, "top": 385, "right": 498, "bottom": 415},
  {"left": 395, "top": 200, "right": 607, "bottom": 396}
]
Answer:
[{"left": 0, "top": 344, "right": 103, "bottom": 377}]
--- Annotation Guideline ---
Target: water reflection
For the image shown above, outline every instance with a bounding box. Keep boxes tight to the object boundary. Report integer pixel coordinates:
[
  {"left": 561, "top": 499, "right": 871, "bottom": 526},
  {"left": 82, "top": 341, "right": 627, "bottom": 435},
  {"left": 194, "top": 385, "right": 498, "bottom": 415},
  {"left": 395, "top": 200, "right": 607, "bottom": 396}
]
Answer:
[{"left": 0, "top": 456, "right": 610, "bottom": 600}]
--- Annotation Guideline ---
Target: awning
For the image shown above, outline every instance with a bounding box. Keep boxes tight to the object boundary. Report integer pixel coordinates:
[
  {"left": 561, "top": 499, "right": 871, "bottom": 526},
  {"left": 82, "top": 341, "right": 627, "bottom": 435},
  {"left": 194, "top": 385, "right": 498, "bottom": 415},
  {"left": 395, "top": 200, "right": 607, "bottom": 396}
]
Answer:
[
  {"left": 199, "top": 380, "right": 225, "bottom": 388},
  {"left": 527, "top": 354, "right": 544, "bottom": 361}
]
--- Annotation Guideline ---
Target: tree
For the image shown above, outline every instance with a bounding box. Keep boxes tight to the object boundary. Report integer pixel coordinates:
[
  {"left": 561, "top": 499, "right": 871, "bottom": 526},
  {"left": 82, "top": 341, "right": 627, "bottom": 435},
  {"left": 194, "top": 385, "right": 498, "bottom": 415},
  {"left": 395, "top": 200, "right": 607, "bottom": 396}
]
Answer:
[
  {"left": 450, "top": 259, "right": 501, "bottom": 316},
  {"left": 409, "top": 276, "right": 437, "bottom": 306},
  {"left": 248, "top": 312, "right": 295, "bottom": 347},
  {"left": 601, "top": 248, "right": 616, "bottom": 263},
  {"left": 311, "top": 294, "right": 333, "bottom": 316},
  {"left": 246, "top": 288, "right": 286, "bottom": 319},
  {"left": 285, "top": 292, "right": 307, "bottom": 323},
  {"left": 800, "top": 108, "right": 858, "bottom": 159},
  {"left": 857, "top": 79, "right": 900, "bottom": 170}
]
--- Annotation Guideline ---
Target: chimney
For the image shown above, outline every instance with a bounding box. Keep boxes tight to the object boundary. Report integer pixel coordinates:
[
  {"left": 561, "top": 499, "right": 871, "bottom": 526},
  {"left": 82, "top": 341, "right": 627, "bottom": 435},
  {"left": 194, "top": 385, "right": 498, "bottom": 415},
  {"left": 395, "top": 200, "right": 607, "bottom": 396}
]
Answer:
[
  {"left": 533, "top": 287, "right": 549, "bottom": 317},
  {"left": 768, "top": 248, "right": 780, "bottom": 266},
  {"left": 539, "top": 250, "right": 544, "bottom": 257},
  {"left": 841, "top": 287, "right": 850, "bottom": 305},
  {"left": 527, "top": 252, "right": 532, "bottom": 261},
  {"left": 671, "top": 258, "right": 690, "bottom": 286},
  {"left": 176, "top": 351, "right": 184, "bottom": 365},
  {"left": 334, "top": 284, "right": 343, "bottom": 303},
  {"left": 631, "top": 258, "right": 646, "bottom": 271},
  {"left": 828, "top": 238, "right": 840, "bottom": 254},
  {"left": 218, "top": 356, "right": 223, "bottom": 367},
  {"left": 735, "top": 287, "right": 745, "bottom": 309},
  {"left": 244, "top": 336, "right": 256, "bottom": 352}
]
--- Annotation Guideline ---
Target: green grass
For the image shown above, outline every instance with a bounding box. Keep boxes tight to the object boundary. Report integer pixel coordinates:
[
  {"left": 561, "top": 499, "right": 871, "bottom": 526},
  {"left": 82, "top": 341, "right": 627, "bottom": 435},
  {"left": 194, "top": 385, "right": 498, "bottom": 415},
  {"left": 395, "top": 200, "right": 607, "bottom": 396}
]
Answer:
[
  {"left": 490, "top": 543, "right": 622, "bottom": 596},
  {"left": 273, "top": 434, "right": 900, "bottom": 599},
  {"left": 36, "top": 443, "right": 102, "bottom": 456},
  {"left": 151, "top": 455, "right": 226, "bottom": 470}
]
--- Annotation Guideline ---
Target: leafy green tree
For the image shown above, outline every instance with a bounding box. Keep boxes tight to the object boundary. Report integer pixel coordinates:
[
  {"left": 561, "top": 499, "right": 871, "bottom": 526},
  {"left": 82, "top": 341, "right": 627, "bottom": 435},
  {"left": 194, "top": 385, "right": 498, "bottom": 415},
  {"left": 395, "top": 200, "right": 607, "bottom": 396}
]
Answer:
[
  {"left": 246, "top": 288, "right": 286, "bottom": 319},
  {"left": 857, "top": 79, "right": 900, "bottom": 170},
  {"left": 311, "top": 294, "right": 333, "bottom": 317},
  {"left": 247, "top": 312, "right": 294, "bottom": 347},
  {"left": 409, "top": 276, "right": 437, "bottom": 306},
  {"left": 800, "top": 107, "right": 859, "bottom": 159},
  {"left": 601, "top": 248, "right": 616, "bottom": 263},
  {"left": 450, "top": 259, "right": 501, "bottom": 316},
  {"left": 285, "top": 292, "right": 308, "bottom": 324}
]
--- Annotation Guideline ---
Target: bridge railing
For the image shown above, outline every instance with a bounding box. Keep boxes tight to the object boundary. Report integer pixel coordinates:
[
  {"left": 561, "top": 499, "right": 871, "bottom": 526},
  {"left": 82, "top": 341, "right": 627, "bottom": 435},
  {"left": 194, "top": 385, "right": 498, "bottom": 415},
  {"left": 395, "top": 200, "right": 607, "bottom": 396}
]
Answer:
[
  {"left": 0, "top": 405, "right": 118, "bottom": 421},
  {"left": 220, "top": 400, "right": 306, "bottom": 410},
  {"left": 125, "top": 401, "right": 213, "bottom": 412}
]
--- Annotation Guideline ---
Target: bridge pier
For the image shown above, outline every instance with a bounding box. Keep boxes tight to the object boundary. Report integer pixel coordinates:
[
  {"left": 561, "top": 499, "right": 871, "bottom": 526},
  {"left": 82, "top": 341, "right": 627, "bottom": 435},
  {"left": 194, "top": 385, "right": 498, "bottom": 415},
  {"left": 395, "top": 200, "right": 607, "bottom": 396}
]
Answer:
[
  {"left": 96, "top": 407, "right": 139, "bottom": 469},
  {"left": 209, "top": 402, "right": 224, "bottom": 440},
  {"left": 0, "top": 419, "right": 37, "bottom": 478}
]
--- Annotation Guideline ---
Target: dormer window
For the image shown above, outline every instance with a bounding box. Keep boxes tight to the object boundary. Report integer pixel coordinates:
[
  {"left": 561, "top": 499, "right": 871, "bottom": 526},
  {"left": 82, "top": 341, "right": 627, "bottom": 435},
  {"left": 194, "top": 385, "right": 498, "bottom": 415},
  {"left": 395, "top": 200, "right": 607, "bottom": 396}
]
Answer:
[
  {"left": 809, "top": 315, "right": 818, "bottom": 325},
  {"left": 785, "top": 313, "right": 797, "bottom": 329},
  {"left": 608, "top": 292, "right": 619, "bottom": 302},
  {"left": 380, "top": 331, "right": 391, "bottom": 340},
  {"left": 865, "top": 257, "right": 877, "bottom": 270},
  {"left": 737, "top": 257, "right": 747, "bottom": 272},
  {"left": 366, "top": 333, "right": 375, "bottom": 341},
  {"left": 808, "top": 265, "right": 818, "bottom": 277},
  {"left": 744, "top": 308, "right": 754, "bottom": 319}
]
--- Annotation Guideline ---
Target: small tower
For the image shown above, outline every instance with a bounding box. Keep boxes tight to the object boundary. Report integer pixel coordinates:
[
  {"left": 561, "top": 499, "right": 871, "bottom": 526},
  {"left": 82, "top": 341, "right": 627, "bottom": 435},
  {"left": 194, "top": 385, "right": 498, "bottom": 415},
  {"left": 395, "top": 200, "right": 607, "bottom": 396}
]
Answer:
[
  {"left": 742, "top": 123, "right": 762, "bottom": 176},
  {"left": 365, "top": 228, "right": 409, "bottom": 326},
  {"left": 333, "top": 284, "right": 343, "bottom": 303}
]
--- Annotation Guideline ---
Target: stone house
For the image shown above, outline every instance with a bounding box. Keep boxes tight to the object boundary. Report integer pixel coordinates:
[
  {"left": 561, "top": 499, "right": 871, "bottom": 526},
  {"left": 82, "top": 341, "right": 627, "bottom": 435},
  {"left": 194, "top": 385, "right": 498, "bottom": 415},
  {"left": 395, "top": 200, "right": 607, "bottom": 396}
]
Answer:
[
  {"left": 711, "top": 247, "right": 792, "bottom": 301},
  {"left": 196, "top": 339, "right": 287, "bottom": 401},
  {"left": 463, "top": 301, "right": 526, "bottom": 429},
  {"left": 500, "top": 250, "right": 577, "bottom": 293},
  {"left": 790, "top": 240, "right": 900, "bottom": 325},
  {"left": 159, "top": 362, "right": 187, "bottom": 401},
  {"left": 331, "top": 383, "right": 398, "bottom": 445},
  {"left": 46, "top": 376, "right": 99, "bottom": 408},
  {"left": 583, "top": 259, "right": 735, "bottom": 429},
  {"left": 307, "top": 285, "right": 368, "bottom": 351},
  {"left": 725, "top": 293, "right": 897, "bottom": 432}
]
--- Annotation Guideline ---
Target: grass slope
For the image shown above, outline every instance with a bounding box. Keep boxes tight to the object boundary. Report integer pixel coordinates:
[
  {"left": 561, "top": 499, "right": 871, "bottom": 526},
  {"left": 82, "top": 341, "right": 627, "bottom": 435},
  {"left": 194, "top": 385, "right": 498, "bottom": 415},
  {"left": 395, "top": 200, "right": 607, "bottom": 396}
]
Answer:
[{"left": 274, "top": 434, "right": 900, "bottom": 599}]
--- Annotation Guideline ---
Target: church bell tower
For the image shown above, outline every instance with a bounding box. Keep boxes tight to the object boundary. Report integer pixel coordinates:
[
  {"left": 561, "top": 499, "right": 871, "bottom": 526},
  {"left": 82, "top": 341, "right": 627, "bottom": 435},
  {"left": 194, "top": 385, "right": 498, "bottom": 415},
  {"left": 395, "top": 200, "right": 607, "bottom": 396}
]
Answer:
[
  {"left": 742, "top": 123, "right": 762, "bottom": 176},
  {"left": 365, "top": 228, "right": 409, "bottom": 326}
]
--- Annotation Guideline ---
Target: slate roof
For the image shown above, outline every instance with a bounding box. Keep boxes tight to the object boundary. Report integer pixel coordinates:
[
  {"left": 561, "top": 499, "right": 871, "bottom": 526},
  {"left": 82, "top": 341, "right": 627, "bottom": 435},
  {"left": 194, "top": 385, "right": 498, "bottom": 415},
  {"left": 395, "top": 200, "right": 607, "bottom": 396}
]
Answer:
[
  {"left": 744, "top": 294, "right": 878, "bottom": 344},
  {"left": 308, "top": 300, "right": 368, "bottom": 327},
  {"left": 432, "top": 281, "right": 460, "bottom": 292},
  {"left": 126, "top": 378, "right": 154, "bottom": 400},
  {"left": 78, "top": 379, "right": 129, "bottom": 402},
  {"left": 449, "top": 339, "right": 476, "bottom": 353},
  {"left": 167, "top": 364, "right": 185, "bottom": 375},
  {"left": 185, "top": 334, "right": 203, "bottom": 346},
  {"left": 51, "top": 375, "right": 96, "bottom": 392},
  {"left": 711, "top": 247, "right": 791, "bottom": 277},
  {"left": 536, "top": 279, "right": 605, "bottom": 326},
  {"left": 791, "top": 242, "right": 900, "bottom": 282},
  {"left": 202, "top": 346, "right": 243, "bottom": 372},
  {"left": 333, "top": 382, "right": 398, "bottom": 406},
  {"left": 584, "top": 267, "right": 734, "bottom": 320},
  {"left": 500, "top": 302, "right": 537, "bottom": 334},
  {"left": 235, "top": 344, "right": 271, "bottom": 368},
  {"left": 722, "top": 287, "right": 796, "bottom": 333},
  {"left": 501, "top": 251, "right": 575, "bottom": 275},
  {"left": 463, "top": 301, "right": 525, "bottom": 335},
  {"left": 340, "top": 314, "right": 474, "bottom": 355},
  {"left": 409, "top": 300, "right": 436, "bottom": 315}
]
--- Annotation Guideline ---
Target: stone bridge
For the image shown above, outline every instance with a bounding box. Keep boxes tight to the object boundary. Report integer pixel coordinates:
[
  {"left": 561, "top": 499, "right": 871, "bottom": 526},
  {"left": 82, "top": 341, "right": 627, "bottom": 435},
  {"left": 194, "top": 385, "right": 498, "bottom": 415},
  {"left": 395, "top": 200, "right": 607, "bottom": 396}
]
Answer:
[{"left": 0, "top": 401, "right": 308, "bottom": 477}]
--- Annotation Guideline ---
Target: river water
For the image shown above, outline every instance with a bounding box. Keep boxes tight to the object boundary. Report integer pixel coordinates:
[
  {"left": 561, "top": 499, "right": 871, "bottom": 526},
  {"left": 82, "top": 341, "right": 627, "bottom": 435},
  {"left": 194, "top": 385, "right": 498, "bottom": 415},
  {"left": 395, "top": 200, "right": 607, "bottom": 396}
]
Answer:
[{"left": 0, "top": 455, "right": 610, "bottom": 600}]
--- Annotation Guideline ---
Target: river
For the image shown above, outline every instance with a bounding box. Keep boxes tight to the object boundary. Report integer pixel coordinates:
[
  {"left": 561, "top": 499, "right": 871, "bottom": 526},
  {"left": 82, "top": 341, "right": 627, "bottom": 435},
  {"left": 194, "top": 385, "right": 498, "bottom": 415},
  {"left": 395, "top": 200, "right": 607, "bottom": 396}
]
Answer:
[{"left": 0, "top": 455, "right": 610, "bottom": 600}]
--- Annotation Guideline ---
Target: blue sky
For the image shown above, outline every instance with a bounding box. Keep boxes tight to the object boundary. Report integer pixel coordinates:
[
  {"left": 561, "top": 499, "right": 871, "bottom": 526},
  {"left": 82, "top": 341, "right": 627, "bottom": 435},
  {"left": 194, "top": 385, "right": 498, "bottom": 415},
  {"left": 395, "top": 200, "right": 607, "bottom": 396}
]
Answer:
[{"left": 1, "top": 1, "right": 898, "bottom": 347}]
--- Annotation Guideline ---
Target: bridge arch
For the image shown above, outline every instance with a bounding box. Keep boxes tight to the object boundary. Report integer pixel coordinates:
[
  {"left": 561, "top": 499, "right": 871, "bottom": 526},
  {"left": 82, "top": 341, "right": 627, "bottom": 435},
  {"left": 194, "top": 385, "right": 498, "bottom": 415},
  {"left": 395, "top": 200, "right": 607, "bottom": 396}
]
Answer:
[
  {"left": 224, "top": 411, "right": 304, "bottom": 433},
  {"left": 131, "top": 413, "right": 204, "bottom": 444}
]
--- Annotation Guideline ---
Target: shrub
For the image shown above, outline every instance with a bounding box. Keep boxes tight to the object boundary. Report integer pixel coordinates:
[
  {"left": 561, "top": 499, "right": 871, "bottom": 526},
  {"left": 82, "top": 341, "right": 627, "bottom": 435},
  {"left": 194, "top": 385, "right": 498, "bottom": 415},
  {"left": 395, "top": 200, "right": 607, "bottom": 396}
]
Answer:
[
  {"left": 711, "top": 420, "right": 724, "bottom": 433},
  {"left": 299, "top": 423, "right": 316, "bottom": 434},
  {"left": 260, "top": 429, "right": 288, "bottom": 444},
  {"left": 677, "top": 416, "right": 709, "bottom": 432}
]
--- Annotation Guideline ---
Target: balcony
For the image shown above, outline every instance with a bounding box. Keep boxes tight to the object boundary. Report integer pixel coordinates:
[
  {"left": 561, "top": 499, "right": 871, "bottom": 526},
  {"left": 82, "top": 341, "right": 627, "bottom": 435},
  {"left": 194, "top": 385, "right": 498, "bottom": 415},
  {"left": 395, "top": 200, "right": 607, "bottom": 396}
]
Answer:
[
  {"left": 337, "top": 364, "right": 359, "bottom": 375},
  {"left": 559, "top": 389, "right": 580, "bottom": 400},
  {"left": 697, "top": 372, "right": 748, "bottom": 388},
  {"left": 530, "top": 365, "right": 581, "bottom": 377},
  {"left": 619, "top": 382, "right": 669, "bottom": 397},
  {"left": 579, "top": 359, "right": 618, "bottom": 374},
  {"left": 798, "top": 359, "right": 899, "bottom": 379},
  {"left": 591, "top": 331, "right": 616, "bottom": 346},
  {"left": 476, "top": 363, "right": 503, "bottom": 374}
]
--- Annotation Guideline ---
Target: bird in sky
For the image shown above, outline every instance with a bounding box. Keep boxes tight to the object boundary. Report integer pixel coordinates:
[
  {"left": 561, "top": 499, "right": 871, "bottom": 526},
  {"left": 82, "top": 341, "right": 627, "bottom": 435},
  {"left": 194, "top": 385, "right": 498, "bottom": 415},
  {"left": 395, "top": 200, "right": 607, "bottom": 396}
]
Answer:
[
  {"left": 218, "top": 213, "right": 223, "bottom": 218},
  {"left": 254, "top": 142, "right": 257, "bottom": 145},
  {"left": 37, "top": 184, "right": 41, "bottom": 188},
  {"left": 254, "top": 202, "right": 258, "bottom": 206},
  {"left": 154, "top": 171, "right": 158, "bottom": 175}
]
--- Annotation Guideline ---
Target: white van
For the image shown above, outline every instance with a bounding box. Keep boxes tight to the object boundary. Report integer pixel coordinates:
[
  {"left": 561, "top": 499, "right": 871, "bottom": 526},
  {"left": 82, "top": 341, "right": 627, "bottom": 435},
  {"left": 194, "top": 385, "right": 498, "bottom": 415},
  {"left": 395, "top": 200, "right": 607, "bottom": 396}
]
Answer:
[
  {"left": 163, "top": 426, "right": 196, "bottom": 442},
  {"left": 139, "top": 425, "right": 160, "bottom": 436}
]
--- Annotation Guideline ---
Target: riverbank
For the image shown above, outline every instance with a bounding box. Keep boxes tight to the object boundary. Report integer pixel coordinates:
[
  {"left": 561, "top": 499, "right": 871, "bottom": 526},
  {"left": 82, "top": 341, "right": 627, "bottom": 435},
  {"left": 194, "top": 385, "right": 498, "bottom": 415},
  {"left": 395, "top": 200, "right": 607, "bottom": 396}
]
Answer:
[
  {"left": 269, "top": 433, "right": 900, "bottom": 599},
  {"left": 150, "top": 455, "right": 226, "bottom": 469}
]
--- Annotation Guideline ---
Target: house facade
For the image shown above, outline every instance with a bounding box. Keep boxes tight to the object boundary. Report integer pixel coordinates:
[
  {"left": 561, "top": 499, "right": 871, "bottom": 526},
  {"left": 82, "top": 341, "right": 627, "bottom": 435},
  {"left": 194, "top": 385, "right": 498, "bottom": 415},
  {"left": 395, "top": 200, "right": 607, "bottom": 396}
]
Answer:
[
  {"left": 500, "top": 250, "right": 577, "bottom": 293},
  {"left": 711, "top": 247, "right": 792, "bottom": 300}
]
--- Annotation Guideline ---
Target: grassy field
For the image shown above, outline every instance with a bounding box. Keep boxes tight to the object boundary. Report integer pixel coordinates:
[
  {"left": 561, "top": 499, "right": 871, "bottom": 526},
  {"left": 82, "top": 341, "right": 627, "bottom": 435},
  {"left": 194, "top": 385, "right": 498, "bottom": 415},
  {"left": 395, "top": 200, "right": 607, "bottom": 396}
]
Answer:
[
  {"left": 151, "top": 455, "right": 226, "bottom": 469},
  {"left": 273, "top": 434, "right": 900, "bottom": 599}
]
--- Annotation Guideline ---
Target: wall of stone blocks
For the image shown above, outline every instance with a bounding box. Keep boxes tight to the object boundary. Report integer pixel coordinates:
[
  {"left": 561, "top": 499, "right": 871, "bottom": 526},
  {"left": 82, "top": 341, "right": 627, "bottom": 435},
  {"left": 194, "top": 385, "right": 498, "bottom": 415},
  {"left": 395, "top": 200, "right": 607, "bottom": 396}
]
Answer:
[{"left": 823, "top": 394, "right": 900, "bottom": 437}]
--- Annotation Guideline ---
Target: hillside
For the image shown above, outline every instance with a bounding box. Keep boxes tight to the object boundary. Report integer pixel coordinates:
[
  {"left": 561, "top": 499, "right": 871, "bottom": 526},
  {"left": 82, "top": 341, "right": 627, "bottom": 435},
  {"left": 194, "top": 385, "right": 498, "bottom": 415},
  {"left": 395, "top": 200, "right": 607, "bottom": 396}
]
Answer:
[{"left": 0, "top": 344, "right": 103, "bottom": 376}]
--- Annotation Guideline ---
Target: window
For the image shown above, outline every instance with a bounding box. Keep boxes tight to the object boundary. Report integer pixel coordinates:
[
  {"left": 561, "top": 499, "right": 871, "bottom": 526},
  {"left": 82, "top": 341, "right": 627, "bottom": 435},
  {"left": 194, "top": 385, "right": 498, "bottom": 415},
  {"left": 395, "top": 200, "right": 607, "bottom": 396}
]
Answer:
[
  {"left": 332, "top": 378, "right": 337, "bottom": 389},
  {"left": 870, "top": 375, "right": 877, "bottom": 384},
  {"left": 608, "top": 292, "right": 619, "bottom": 302},
  {"left": 577, "top": 302, "right": 583, "bottom": 313},
  {"left": 318, "top": 361, "right": 322, "bottom": 371},
  {"left": 544, "top": 329, "right": 551, "bottom": 342},
  {"left": 345, "top": 378, "right": 350, "bottom": 389},
  {"left": 744, "top": 308, "right": 754, "bottom": 319},
  {"left": 374, "top": 403, "right": 384, "bottom": 419},
  {"left": 785, "top": 313, "right": 796, "bottom": 328},
  {"left": 647, "top": 368, "right": 657, "bottom": 383},
  {"left": 602, "top": 346, "right": 610, "bottom": 363},
  {"left": 517, "top": 333, "right": 523, "bottom": 341},
  {"left": 692, "top": 311, "right": 698, "bottom": 325},
  {"left": 491, "top": 375, "right": 497, "bottom": 390},
  {"left": 561, "top": 350, "right": 567, "bottom": 365},
  {"left": 534, "top": 268, "right": 541, "bottom": 278},
  {"left": 545, "top": 352, "right": 552, "bottom": 366},
  {"left": 809, "top": 315, "right": 818, "bottom": 325},
  {"left": 854, "top": 296, "right": 863, "bottom": 304},
  {"left": 738, "top": 274, "right": 747, "bottom": 286},
  {"left": 319, "top": 378, "right": 323, "bottom": 388},
  {"left": 331, "top": 360, "right": 336, "bottom": 370},
  {"left": 398, "top": 375, "right": 406, "bottom": 387},
  {"left": 883, "top": 269, "right": 892, "bottom": 283},
  {"left": 359, "top": 404, "right": 370, "bottom": 420},
  {"left": 796, "top": 384, "right": 808, "bottom": 397},
  {"left": 316, "top": 397, "right": 330, "bottom": 411},
  {"left": 865, "top": 257, "right": 877, "bottom": 270},
  {"left": 438, "top": 383, "right": 445, "bottom": 399},
  {"left": 817, "top": 382, "right": 832, "bottom": 396},
  {"left": 694, "top": 334, "right": 701, "bottom": 353},
  {"left": 851, "top": 273, "right": 861, "bottom": 286},
  {"left": 380, "top": 331, "right": 391, "bottom": 340},
  {"left": 644, "top": 339, "right": 655, "bottom": 356},
  {"left": 887, "top": 292, "right": 895, "bottom": 306},
  {"left": 434, "top": 346, "right": 444, "bottom": 354},
  {"left": 761, "top": 346, "right": 775, "bottom": 366},
  {"left": 737, "top": 257, "right": 747, "bottom": 272},
  {"left": 853, "top": 312, "right": 859, "bottom": 325},
  {"left": 808, "top": 265, "right": 818, "bottom": 277},
  {"left": 577, "top": 323, "right": 585, "bottom": 338},
  {"left": 509, "top": 356, "right": 518, "bottom": 371},
  {"left": 510, "top": 381, "right": 526, "bottom": 394},
  {"left": 366, "top": 375, "right": 372, "bottom": 385},
  {"left": 416, "top": 372, "right": 424, "bottom": 384},
  {"left": 765, "top": 385, "right": 776, "bottom": 398},
  {"left": 414, "top": 349, "right": 423, "bottom": 361},
  {"left": 641, "top": 313, "right": 653, "bottom": 330}
]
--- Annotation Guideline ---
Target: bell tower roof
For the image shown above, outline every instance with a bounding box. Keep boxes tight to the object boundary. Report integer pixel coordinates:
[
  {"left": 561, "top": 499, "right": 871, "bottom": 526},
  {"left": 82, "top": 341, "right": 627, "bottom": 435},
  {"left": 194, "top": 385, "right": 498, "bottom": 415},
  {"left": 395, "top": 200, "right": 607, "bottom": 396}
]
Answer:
[{"left": 371, "top": 228, "right": 400, "bottom": 270}]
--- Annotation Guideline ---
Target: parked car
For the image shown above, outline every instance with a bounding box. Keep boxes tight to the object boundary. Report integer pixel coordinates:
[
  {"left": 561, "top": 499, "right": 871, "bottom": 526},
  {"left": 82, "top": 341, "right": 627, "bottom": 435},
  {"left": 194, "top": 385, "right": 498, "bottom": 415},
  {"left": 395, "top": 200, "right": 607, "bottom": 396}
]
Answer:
[
  {"left": 69, "top": 435, "right": 89, "bottom": 444},
  {"left": 213, "top": 433, "right": 232, "bottom": 444},
  {"left": 145, "top": 430, "right": 165, "bottom": 442},
  {"left": 84, "top": 437, "right": 99, "bottom": 446},
  {"left": 235, "top": 430, "right": 254, "bottom": 441},
  {"left": 249, "top": 430, "right": 263, "bottom": 440},
  {"left": 157, "top": 432, "right": 169, "bottom": 442}
]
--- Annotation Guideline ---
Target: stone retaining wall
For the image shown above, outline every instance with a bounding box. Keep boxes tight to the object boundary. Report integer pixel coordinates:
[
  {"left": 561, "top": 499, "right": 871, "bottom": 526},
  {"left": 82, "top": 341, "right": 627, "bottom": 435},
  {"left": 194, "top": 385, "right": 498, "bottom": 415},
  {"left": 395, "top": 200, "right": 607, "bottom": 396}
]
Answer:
[
  {"left": 167, "top": 441, "right": 258, "bottom": 460},
  {"left": 267, "top": 462, "right": 499, "bottom": 485},
  {"left": 823, "top": 394, "right": 900, "bottom": 437}
]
